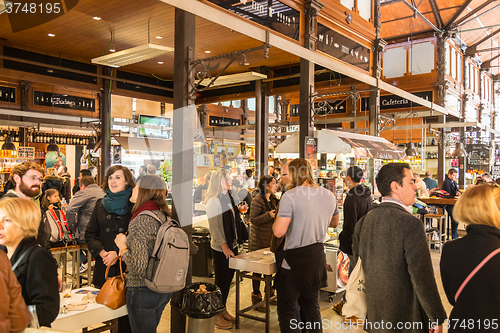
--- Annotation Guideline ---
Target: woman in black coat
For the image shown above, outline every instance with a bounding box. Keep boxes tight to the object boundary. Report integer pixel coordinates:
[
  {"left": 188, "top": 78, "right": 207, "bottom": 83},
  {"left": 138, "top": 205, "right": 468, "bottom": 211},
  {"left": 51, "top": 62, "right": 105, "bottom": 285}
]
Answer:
[
  {"left": 85, "top": 165, "right": 135, "bottom": 288},
  {"left": 0, "top": 198, "right": 59, "bottom": 328},
  {"left": 248, "top": 175, "right": 279, "bottom": 309},
  {"left": 440, "top": 184, "right": 500, "bottom": 333}
]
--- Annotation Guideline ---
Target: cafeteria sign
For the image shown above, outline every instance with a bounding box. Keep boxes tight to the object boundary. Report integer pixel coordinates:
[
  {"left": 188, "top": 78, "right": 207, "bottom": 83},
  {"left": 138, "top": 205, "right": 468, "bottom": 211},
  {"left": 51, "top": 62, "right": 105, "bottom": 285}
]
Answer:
[
  {"left": 206, "top": 0, "right": 300, "bottom": 41},
  {"left": 361, "top": 91, "right": 433, "bottom": 111}
]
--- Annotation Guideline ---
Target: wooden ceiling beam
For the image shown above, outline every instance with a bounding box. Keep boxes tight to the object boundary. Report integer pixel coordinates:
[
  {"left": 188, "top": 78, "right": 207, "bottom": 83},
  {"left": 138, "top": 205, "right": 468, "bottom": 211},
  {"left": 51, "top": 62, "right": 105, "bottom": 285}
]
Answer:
[
  {"left": 401, "top": 0, "right": 443, "bottom": 33},
  {"left": 449, "top": 0, "right": 496, "bottom": 29},
  {"left": 428, "top": 0, "right": 444, "bottom": 29},
  {"left": 466, "top": 27, "right": 500, "bottom": 55},
  {"left": 444, "top": 0, "right": 475, "bottom": 30}
]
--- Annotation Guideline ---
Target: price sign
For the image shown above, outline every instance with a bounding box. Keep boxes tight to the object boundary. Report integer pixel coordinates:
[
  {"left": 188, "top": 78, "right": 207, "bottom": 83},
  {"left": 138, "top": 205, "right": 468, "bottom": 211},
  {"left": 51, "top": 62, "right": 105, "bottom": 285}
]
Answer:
[{"left": 18, "top": 147, "right": 35, "bottom": 159}]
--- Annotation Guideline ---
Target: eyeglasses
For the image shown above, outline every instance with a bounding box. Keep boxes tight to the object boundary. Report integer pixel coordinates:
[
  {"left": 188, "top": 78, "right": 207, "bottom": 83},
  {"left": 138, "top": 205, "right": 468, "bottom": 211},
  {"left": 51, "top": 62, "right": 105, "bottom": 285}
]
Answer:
[{"left": 23, "top": 175, "right": 43, "bottom": 183}]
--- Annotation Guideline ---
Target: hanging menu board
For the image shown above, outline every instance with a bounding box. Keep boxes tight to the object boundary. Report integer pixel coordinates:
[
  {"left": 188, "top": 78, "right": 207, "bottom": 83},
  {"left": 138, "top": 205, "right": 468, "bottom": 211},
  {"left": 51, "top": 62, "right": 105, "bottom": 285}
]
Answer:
[
  {"left": 17, "top": 147, "right": 35, "bottom": 159},
  {"left": 466, "top": 143, "right": 489, "bottom": 172}
]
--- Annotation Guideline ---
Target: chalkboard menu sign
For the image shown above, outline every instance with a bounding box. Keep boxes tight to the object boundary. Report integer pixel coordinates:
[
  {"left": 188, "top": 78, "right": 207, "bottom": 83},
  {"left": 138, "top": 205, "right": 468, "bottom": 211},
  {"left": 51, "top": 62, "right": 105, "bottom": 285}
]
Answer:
[
  {"left": 17, "top": 147, "right": 35, "bottom": 159},
  {"left": 466, "top": 143, "right": 490, "bottom": 172}
]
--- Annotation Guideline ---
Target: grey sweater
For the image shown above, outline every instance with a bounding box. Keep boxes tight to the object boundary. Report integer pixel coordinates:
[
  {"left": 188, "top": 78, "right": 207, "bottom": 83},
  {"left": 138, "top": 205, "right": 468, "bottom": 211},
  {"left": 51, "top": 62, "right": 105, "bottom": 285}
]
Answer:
[
  {"left": 123, "top": 210, "right": 165, "bottom": 287},
  {"left": 353, "top": 202, "right": 447, "bottom": 332}
]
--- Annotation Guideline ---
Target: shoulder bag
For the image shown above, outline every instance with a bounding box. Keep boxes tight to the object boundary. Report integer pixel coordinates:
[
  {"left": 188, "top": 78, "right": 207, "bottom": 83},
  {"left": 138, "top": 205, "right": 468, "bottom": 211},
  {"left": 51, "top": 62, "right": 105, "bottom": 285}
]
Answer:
[
  {"left": 342, "top": 217, "right": 367, "bottom": 319},
  {"left": 96, "top": 256, "right": 126, "bottom": 310},
  {"left": 454, "top": 248, "right": 500, "bottom": 302}
]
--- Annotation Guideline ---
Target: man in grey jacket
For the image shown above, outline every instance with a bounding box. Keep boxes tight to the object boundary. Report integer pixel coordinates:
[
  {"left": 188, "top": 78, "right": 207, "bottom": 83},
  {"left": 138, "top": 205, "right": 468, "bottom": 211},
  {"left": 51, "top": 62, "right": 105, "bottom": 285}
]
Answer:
[
  {"left": 66, "top": 176, "right": 104, "bottom": 272},
  {"left": 352, "top": 163, "right": 446, "bottom": 332}
]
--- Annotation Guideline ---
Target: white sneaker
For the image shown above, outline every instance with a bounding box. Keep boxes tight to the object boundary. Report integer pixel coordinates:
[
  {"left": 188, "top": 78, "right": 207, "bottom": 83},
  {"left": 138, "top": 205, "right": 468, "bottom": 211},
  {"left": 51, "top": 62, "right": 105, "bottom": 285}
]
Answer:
[{"left": 80, "top": 262, "right": 88, "bottom": 274}]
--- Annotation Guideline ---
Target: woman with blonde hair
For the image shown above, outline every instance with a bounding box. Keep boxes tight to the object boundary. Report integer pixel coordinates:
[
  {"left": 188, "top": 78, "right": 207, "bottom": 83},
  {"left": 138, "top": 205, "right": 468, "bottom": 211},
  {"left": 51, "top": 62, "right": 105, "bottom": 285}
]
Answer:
[
  {"left": 440, "top": 184, "right": 500, "bottom": 332},
  {"left": 273, "top": 158, "right": 339, "bottom": 332},
  {"left": 115, "top": 175, "right": 173, "bottom": 333},
  {"left": 205, "top": 168, "right": 247, "bottom": 329},
  {"left": 0, "top": 198, "right": 59, "bottom": 328}
]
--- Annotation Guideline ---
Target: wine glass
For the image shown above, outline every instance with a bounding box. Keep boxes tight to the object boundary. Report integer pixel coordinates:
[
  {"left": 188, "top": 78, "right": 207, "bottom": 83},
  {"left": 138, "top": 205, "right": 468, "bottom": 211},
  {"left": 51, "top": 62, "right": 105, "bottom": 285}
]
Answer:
[
  {"left": 62, "top": 282, "right": 72, "bottom": 298},
  {"left": 237, "top": 201, "right": 248, "bottom": 221}
]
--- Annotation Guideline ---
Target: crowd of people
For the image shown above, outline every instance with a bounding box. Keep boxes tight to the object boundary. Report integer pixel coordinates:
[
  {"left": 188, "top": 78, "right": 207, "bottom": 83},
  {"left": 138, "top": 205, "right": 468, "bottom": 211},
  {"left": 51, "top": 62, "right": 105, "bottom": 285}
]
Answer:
[{"left": 1, "top": 159, "right": 500, "bottom": 333}]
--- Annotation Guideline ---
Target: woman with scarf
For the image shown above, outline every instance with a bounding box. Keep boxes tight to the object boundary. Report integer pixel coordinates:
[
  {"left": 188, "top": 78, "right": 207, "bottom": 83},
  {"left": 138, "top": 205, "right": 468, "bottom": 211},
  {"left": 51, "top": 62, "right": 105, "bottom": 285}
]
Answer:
[
  {"left": 205, "top": 168, "right": 248, "bottom": 330},
  {"left": 85, "top": 165, "right": 135, "bottom": 288},
  {"left": 114, "top": 175, "right": 172, "bottom": 333}
]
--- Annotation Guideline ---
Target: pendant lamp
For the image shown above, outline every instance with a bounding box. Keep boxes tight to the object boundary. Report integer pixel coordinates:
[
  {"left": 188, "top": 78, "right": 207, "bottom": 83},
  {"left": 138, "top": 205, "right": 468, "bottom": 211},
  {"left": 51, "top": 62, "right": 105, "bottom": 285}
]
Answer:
[
  {"left": 405, "top": 142, "right": 417, "bottom": 156},
  {"left": 46, "top": 137, "right": 60, "bottom": 152},
  {"left": 86, "top": 136, "right": 96, "bottom": 150},
  {"left": 452, "top": 141, "right": 466, "bottom": 157},
  {"left": 1, "top": 136, "right": 16, "bottom": 151}
]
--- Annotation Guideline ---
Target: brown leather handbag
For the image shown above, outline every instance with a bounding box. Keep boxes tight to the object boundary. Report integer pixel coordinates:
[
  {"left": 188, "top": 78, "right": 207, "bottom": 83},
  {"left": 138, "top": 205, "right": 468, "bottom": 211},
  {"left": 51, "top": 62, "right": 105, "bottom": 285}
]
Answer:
[{"left": 96, "top": 256, "right": 126, "bottom": 310}]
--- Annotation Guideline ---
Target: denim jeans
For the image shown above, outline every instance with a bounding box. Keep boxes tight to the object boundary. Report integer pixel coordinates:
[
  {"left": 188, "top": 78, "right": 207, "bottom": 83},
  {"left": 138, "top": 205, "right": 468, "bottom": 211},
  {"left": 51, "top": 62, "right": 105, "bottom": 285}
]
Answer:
[
  {"left": 276, "top": 268, "right": 322, "bottom": 333},
  {"left": 126, "top": 287, "right": 171, "bottom": 333},
  {"left": 445, "top": 205, "right": 459, "bottom": 240}
]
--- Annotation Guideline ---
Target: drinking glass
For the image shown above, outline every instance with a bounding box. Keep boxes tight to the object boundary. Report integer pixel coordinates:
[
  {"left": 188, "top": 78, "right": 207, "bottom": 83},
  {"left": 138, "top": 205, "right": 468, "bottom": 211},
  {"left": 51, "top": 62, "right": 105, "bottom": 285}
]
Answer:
[{"left": 62, "top": 282, "right": 72, "bottom": 298}]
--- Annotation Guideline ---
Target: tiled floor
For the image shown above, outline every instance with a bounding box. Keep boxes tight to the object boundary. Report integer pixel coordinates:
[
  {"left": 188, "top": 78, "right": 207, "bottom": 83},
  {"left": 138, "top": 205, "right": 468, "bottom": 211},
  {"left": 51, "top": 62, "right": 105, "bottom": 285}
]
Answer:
[{"left": 156, "top": 248, "right": 453, "bottom": 333}]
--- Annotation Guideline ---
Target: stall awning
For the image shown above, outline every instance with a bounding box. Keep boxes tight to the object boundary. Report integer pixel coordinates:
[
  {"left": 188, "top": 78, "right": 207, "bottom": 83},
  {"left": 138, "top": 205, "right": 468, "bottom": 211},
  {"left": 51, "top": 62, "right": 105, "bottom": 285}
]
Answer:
[
  {"left": 275, "top": 130, "right": 405, "bottom": 160},
  {"left": 113, "top": 136, "right": 172, "bottom": 152}
]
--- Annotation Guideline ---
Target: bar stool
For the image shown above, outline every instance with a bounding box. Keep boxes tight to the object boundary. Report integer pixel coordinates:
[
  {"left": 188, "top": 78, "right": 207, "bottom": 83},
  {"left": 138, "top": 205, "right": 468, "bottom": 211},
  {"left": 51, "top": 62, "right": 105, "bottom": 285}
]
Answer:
[{"left": 424, "top": 214, "right": 447, "bottom": 253}]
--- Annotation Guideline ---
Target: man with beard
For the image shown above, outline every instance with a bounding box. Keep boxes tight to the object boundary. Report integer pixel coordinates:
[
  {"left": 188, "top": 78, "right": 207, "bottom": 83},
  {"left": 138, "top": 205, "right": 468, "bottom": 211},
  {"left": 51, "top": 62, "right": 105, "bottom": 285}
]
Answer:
[{"left": 1, "top": 162, "right": 47, "bottom": 248}]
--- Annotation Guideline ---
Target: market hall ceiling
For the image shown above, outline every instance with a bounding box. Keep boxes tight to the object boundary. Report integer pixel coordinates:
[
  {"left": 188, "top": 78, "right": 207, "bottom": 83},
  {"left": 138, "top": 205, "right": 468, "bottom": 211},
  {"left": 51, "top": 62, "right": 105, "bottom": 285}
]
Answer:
[
  {"left": 381, "top": 0, "right": 500, "bottom": 73},
  {"left": 0, "top": 0, "right": 299, "bottom": 83},
  {"left": 0, "top": 0, "right": 499, "bottom": 86}
]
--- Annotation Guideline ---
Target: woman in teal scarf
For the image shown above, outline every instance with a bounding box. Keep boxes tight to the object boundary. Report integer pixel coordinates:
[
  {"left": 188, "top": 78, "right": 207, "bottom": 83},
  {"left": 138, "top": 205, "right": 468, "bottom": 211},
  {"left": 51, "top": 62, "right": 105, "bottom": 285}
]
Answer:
[{"left": 85, "top": 165, "right": 135, "bottom": 288}]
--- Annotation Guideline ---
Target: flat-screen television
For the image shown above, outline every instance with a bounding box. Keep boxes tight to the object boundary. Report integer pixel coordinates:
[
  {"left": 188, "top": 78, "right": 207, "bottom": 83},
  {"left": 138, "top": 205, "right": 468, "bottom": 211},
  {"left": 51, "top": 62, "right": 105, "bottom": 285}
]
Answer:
[{"left": 139, "top": 115, "right": 171, "bottom": 139}]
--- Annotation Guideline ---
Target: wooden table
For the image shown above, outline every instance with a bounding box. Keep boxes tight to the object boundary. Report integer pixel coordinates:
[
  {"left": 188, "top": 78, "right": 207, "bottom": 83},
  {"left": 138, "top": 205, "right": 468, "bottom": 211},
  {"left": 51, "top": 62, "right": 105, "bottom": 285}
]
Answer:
[
  {"left": 52, "top": 287, "right": 127, "bottom": 333},
  {"left": 419, "top": 197, "right": 458, "bottom": 206},
  {"left": 229, "top": 247, "right": 276, "bottom": 333},
  {"left": 419, "top": 197, "right": 459, "bottom": 239}
]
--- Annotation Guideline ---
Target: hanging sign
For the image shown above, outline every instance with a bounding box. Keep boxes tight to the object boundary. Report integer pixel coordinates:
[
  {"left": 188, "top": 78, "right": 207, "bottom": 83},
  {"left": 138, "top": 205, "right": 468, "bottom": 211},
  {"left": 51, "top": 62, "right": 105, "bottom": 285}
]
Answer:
[
  {"left": 18, "top": 147, "right": 35, "bottom": 159},
  {"left": 317, "top": 24, "right": 370, "bottom": 71},
  {"left": 0, "top": 86, "right": 15, "bottom": 102},
  {"left": 205, "top": 0, "right": 300, "bottom": 41},
  {"left": 34, "top": 91, "right": 95, "bottom": 112},
  {"left": 360, "top": 91, "right": 433, "bottom": 111},
  {"left": 209, "top": 116, "right": 241, "bottom": 127}
]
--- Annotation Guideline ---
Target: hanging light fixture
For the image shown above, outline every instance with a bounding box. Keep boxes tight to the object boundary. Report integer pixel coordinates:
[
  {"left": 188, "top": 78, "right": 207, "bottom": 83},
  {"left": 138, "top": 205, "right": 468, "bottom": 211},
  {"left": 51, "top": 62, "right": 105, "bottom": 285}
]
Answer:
[
  {"left": 2, "top": 79, "right": 16, "bottom": 151},
  {"left": 452, "top": 140, "right": 466, "bottom": 157},
  {"left": 1, "top": 135, "right": 16, "bottom": 151},
  {"left": 47, "top": 85, "right": 59, "bottom": 152},
  {"left": 405, "top": 23, "right": 417, "bottom": 159},
  {"left": 405, "top": 142, "right": 417, "bottom": 156},
  {"left": 87, "top": 136, "right": 96, "bottom": 150},
  {"left": 46, "top": 138, "right": 60, "bottom": 152}
]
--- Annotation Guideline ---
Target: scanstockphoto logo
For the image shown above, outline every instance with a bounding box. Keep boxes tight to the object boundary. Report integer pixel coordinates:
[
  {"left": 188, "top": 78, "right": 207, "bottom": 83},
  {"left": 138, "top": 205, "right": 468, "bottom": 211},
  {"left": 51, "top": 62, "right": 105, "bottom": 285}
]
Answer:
[{"left": 1, "top": 0, "right": 79, "bottom": 33}]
